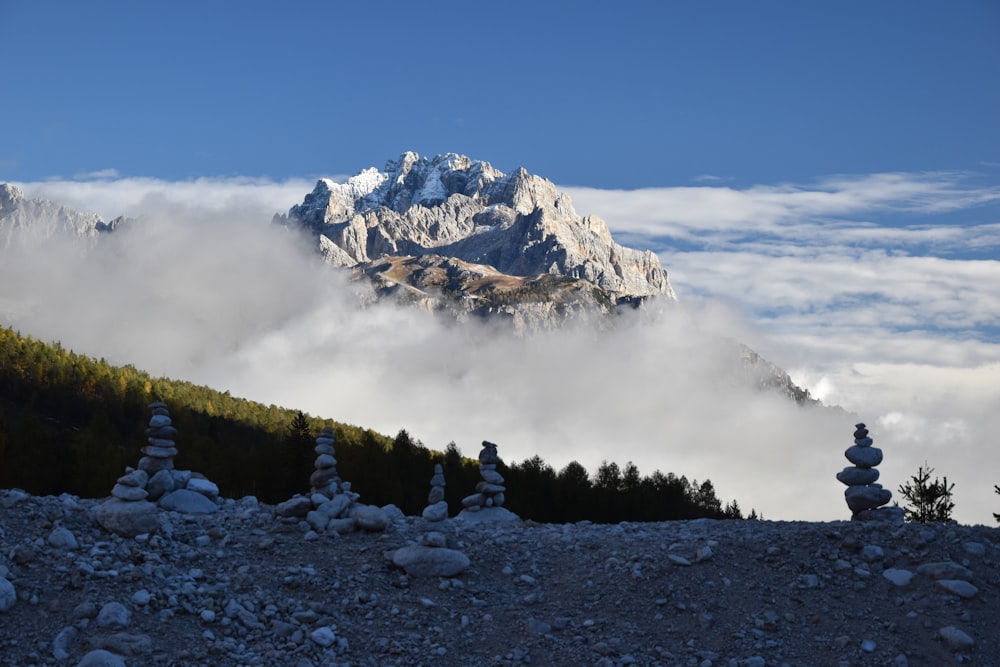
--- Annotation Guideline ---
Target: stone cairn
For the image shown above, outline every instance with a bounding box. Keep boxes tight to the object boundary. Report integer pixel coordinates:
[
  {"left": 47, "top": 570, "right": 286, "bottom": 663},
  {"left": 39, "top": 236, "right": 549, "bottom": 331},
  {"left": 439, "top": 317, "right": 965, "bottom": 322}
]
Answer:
[
  {"left": 837, "top": 422, "right": 903, "bottom": 522},
  {"left": 276, "top": 425, "right": 391, "bottom": 534},
  {"left": 460, "top": 441, "right": 506, "bottom": 512},
  {"left": 95, "top": 402, "right": 221, "bottom": 537},
  {"left": 391, "top": 463, "right": 469, "bottom": 577}
]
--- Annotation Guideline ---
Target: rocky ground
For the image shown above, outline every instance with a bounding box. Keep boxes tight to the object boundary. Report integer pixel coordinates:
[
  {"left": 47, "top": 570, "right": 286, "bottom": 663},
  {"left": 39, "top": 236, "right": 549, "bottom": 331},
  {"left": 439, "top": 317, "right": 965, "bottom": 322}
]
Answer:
[{"left": 1, "top": 489, "right": 997, "bottom": 667}]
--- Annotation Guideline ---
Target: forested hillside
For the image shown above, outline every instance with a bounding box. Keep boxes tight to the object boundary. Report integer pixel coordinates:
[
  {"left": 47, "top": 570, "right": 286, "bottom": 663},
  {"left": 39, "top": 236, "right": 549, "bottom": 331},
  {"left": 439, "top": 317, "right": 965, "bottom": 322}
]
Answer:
[{"left": 0, "top": 325, "right": 746, "bottom": 522}]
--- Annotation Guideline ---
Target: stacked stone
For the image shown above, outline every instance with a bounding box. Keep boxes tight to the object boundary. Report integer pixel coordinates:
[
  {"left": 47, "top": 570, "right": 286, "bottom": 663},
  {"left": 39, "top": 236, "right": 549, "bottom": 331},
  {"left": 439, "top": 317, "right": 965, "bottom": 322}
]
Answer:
[
  {"left": 310, "top": 426, "right": 342, "bottom": 498},
  {"left": 837, "top": 422, "right": 902, "bottom": 522},
  {"left": 460, "top": 441, "right": 507, "bottom": 512},
  {"left": 277, "top": 425, "right": 386, "bottom": 535},
  {"left": 140, "top": 402, "right": 180, "bottom": 501},
  {"left": 392, "top": 463, "right": 469, "bottom": 577}
]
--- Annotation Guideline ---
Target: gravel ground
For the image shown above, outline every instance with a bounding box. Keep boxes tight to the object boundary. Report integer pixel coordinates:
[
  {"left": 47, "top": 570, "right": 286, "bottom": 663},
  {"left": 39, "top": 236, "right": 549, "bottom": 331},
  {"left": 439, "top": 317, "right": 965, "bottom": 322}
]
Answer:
[{"left": 1, "top": 489, "right": 997, "bottom": 667}]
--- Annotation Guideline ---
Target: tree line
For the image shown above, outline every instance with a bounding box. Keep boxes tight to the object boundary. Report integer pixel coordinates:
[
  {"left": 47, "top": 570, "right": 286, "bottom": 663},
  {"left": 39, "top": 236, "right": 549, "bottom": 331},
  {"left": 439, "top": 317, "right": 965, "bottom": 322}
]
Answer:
[{"left": 0, "top": 324, "right": 749, "bottom": 522}]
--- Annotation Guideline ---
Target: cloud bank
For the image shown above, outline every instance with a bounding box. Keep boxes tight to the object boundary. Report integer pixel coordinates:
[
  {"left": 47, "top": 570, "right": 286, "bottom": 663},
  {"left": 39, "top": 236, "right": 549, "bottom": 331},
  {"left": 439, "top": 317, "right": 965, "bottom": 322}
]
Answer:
[{"left": 3, "top": 172, "right": 999, "bottom": 524}]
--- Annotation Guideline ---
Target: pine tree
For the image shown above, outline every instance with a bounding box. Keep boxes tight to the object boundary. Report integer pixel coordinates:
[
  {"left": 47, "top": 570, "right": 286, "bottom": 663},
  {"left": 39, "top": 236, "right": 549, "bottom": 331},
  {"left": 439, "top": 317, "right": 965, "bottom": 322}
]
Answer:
[{"left": 898, "top": 462, "right": 955, "bottom": 523}]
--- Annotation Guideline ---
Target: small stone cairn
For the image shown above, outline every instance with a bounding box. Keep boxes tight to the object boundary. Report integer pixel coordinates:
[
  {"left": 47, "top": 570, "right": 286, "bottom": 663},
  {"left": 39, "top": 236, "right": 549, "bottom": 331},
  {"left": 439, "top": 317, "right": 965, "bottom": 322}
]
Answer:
[
  {"left": 837, "top": 422, "right": 903, "bottom": 522},
  {"left": 391, "top": 463, "right": 470, "bottom": 577},
  {"left": 276, "top": 425, "right": 392, "bottom": 534},
  {"left": 94, "top": 402, "right": 221, "bottom": 537},
  {"left": 457, "top": 441, "right": 520, "bottom": 523}
]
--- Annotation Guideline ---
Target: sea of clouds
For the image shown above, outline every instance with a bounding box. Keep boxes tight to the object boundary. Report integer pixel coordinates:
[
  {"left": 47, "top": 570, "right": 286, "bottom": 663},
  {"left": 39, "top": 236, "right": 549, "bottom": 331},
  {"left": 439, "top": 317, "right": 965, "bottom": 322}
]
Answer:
[{"left": 3, "top": 171, "right": 998, "bottom": 523}]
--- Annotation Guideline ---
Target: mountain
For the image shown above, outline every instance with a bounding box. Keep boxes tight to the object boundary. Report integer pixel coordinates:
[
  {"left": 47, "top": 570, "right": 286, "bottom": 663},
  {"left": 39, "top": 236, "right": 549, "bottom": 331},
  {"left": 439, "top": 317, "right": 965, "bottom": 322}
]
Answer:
[
  {"left": 276, "top": 152, "right": 675, "bottom": 328},
  {"left": 0, "top": 183, "right": 126, "bottom": 246}
]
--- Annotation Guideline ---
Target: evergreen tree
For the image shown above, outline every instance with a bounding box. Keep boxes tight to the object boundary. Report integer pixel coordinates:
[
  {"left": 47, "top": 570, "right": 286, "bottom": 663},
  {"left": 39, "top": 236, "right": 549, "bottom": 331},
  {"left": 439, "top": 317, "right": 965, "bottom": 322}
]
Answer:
[{"left": 898, "top": 462, "right": 955, "bottom": 523}]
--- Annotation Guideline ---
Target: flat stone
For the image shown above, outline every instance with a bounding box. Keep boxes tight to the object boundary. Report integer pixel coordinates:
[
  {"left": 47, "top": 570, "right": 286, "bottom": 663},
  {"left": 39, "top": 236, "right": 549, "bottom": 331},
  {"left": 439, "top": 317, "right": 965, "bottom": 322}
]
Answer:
[
  {"left": 844, "top": 445, "right": 883, "bottom": 468},
  {"left": 116, "top": 469, "right": 148, "bottom": 487},
  {"left": 475, "top": 481, "right": 506, "bottom": 494},
  {"left": 836, "top": 467, "right": 879, "bottom": 486},
  {"left": 94, "top": 499, "right": 160, "bottom": 537},
  {"left": 137, "top": 456, "right": 173, "bottom": 474},
  {"left": 144, "top": 425, "right": 178, "bottom": 439},
  {"left": 939, "top": 626, "right": 975, "bottom": 650},
  {"left": 148, "top": 415, "right": 172, "bottom": 428},
  {"left": 392, "top": 545, "right": 470, "bottom": 577},
  {"left": 314, "top": 454, "right": 337, "bottom": 469},
  {"left": 845, "top": 485, "right": 891, "bottom": 512},
  {"left": 854, "top": 437, "right": 874, "bottom": 447},
  {"left": 141, "top": 445, "right": 178, "bottom": 459},
  {"left": 882, "top": 568, "right": 913, "bottom": 586},
  {"left": 455, "top": 506, "right": 520, "bottom": 523},
  {"left": 111, "top": 484, "right": 149, "bottom": 501},
  {"left": 314, "top": 443, "right": 335, "bottom": 455},
  {"left": 158, "top": 489, "right": 218, "bottom": 514},
  {"left": 917, "top": 561, "right": 973, "bottom": 580},
  {"left": 480, "top": 469, "right": 505, "bottom": 484},
  {"left": 186, "top": 477, "right": 219, "bottom": 498},
  {"left": 936, "top": 579, "right": 978, "bottom": 598},
  {"left": 76, "top": 649, "right": 127, "bottom": 667}
]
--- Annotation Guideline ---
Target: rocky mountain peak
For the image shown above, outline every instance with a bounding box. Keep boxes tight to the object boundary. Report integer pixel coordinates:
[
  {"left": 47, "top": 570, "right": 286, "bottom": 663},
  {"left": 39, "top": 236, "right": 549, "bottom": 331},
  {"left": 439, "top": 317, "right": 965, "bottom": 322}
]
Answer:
[
  {"left": 0, "top": 183, "right": 108, "bottom": 245},
  {"left": 283, "top": 152, "right": 677, "bottom": 306}
]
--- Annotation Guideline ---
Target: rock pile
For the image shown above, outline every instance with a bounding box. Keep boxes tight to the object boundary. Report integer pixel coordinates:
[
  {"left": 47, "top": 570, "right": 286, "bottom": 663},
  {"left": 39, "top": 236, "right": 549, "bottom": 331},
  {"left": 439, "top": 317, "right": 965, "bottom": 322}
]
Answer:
[
  {"left": 391, "top": 463, "right": 470, "bottom": 577},
  {"left": 93, "top": 402, "right": 222, "bottom": 537},
  {"left": 837, "top": 422, "right": 903, "bottom": 522},
  {"left": 458, "top": 441, "right": 520, "bottom": 523},
  {"left": 275, "top": 426, "right": 392, "bottom": 535}
]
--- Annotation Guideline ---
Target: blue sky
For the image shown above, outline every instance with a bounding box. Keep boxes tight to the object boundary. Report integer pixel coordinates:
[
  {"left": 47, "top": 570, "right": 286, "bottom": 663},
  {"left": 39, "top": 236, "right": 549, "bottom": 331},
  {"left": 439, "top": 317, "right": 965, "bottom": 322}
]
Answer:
[
  {"left": 2, "top": 1, "right": 999, "bottom": 187},
  {"left": 2, "top": 1, "right": 1000, "bottom": 523}
]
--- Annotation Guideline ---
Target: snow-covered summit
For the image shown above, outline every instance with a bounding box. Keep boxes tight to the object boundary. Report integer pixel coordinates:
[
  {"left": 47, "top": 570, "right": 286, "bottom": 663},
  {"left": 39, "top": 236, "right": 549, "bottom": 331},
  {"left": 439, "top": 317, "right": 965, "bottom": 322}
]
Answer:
[{"left": 283, "top": 152, "right": 675, "bottom": 302}]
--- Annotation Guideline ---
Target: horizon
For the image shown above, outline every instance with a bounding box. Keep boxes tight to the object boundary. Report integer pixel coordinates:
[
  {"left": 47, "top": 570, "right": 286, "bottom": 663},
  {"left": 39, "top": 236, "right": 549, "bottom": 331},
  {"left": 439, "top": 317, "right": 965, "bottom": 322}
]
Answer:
[{"left": 1, "top": 1, "right": 998, "bottom": 523}]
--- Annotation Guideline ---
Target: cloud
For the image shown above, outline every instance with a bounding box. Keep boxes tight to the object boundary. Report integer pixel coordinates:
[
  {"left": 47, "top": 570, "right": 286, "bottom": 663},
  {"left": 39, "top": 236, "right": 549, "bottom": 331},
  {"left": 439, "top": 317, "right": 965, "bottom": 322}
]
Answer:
[
  {"left": 3, "top": 171, "right": 999, "bottom": 524},
  {"left": 13, "top": 175, "right": 318, "bottom": 221}
]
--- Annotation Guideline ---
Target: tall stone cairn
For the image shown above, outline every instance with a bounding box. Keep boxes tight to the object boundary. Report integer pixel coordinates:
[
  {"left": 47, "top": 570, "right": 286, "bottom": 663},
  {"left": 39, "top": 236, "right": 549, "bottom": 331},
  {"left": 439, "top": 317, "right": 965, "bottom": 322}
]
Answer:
[
  {"left": 837, "top": 422, "right": 903, "bottom": 522},
  {"left": 460, "top": 441, "right": 506, "bottom": 512},
  {"left": 140, "top": 401, "right": 179, "bottom": 497},
  {"left": 310, "top": 426, "right": 342, "bottom": 498}
]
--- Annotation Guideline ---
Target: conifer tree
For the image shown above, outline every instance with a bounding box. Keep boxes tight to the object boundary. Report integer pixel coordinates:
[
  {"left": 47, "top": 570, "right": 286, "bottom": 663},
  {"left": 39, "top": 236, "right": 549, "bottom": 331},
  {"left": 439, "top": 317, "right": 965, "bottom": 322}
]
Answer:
[{"left": 898, "top": 462, "right": 955, "bottom": 523}]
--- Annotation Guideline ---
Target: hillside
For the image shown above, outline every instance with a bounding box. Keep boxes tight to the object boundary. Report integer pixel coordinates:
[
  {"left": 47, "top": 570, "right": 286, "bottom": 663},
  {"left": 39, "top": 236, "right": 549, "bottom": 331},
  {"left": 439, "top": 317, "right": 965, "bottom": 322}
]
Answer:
[{"left": 1, "top": 488, "right": 997, "bottom": 666}]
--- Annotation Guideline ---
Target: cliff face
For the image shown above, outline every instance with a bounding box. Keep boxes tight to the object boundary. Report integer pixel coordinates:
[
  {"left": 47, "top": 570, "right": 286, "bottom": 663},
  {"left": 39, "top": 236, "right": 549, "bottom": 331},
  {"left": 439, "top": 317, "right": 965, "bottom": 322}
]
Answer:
[
  {"left": 0, "top": 183, "right": 113, "bottom": 247},
  {"left": 281, "top": 153, "right": 677, "bottom": 316}
]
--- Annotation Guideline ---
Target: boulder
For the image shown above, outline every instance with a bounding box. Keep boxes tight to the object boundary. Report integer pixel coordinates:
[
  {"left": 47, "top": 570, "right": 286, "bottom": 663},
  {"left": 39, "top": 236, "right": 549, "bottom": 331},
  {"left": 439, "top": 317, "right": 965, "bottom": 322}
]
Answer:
[
  {"left": 94, "top": 499, "right": 160, "bottom": 537},
  {"left": 392, "top": 545, "right": 470, "bottom": 577},
  {"left": 158, "top": 489, "right": 218, "bottom": 514},
  {"left": 352, "top": 504, "right": 389, "bottom": 532}
]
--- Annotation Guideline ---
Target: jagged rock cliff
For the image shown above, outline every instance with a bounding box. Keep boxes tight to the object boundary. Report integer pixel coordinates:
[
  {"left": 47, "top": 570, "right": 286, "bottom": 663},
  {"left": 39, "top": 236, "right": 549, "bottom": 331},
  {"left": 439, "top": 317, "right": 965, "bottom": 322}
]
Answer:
[
  {"left": 0, "top": 183, "right": 123, "bottom": 246},
  {"left": 278, "top": 153, "right": 676, "bottom": 321}
]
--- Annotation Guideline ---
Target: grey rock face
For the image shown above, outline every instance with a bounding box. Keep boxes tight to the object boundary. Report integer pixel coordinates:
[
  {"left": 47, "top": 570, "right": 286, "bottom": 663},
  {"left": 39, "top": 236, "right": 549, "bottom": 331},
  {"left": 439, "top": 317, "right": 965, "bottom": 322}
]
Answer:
[{"left": 283, "top": 152, "right": 676, "bottom": 303}]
